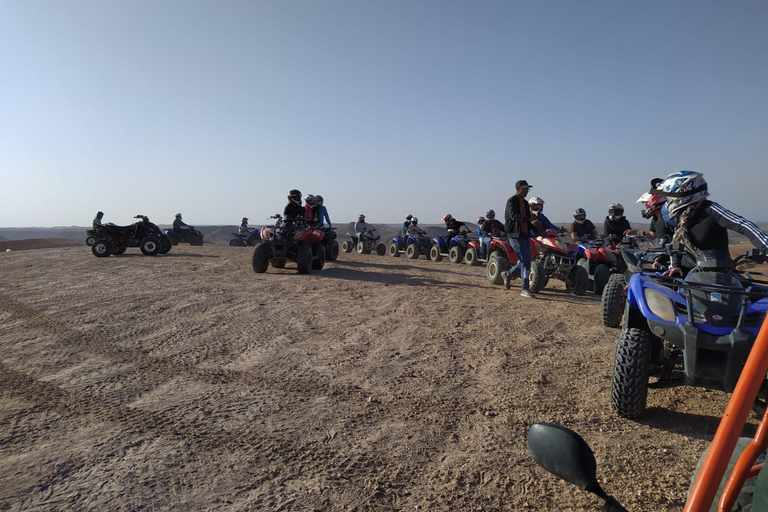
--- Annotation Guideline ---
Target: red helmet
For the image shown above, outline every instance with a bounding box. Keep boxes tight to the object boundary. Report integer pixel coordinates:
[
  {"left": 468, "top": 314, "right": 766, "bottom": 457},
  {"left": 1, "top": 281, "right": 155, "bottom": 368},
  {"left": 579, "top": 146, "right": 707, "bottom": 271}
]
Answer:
[
  {"left": 477, "top": 216, "right": 485, "bottom": 223},
  {"left": 637, "top": 192, "right": 666, "bottom": 219},
  {"left": 442, "top": 214, "right": 453, "bottom": 222}
]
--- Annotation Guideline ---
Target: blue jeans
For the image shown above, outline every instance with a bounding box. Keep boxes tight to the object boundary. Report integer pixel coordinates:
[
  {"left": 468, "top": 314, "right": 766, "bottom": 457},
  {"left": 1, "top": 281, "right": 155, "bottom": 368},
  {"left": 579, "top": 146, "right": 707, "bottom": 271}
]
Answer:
[
  {"left": 505, "top": 237, "right": 532, "bottom": 291},
  {"left": 481, "top": 236, "right": 491, "bottom": 258}
]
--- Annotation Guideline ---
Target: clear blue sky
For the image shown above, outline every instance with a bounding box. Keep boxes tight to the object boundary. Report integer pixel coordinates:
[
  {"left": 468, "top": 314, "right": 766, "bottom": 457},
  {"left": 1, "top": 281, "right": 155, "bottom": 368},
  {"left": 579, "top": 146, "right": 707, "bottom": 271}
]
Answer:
[{"left": 2, "top": 0, "right": 766, "bottom": 227}]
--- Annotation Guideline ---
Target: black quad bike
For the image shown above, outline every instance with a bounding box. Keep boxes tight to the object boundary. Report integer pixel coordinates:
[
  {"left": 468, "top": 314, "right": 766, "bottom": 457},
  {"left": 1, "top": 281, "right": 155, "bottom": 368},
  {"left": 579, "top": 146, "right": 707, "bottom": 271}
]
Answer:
[
  {"left": 91, "top": 215, "right": 172, "bottom": 257},
  {"left": 319, "top": 226, "right": 340, "bottom": 261},
  {"left": 343, "top": 229, "right": 386, "bottom": 256},
  {"left": 252, "top": 215, "right": 326, "bottom": 274}
]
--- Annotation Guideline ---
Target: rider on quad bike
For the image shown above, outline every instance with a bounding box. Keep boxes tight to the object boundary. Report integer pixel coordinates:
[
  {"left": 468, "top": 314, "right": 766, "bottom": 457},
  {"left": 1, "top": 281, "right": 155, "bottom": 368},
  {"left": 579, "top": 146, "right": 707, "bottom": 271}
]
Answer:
[
  {"left": 654, "top": 171, "right": 768, "bottom": 277},
  {"left": 284, "top": 189, "right": 305, "bottom": 222},
  {"left": 602, "top": 203, "right": 632, "bottom": 246},
  {"left": 529, "top": 197, "right": 558, "bottom": 237},
  {"left": 569, "top": 208, "right": 597, "bottom": 242}
]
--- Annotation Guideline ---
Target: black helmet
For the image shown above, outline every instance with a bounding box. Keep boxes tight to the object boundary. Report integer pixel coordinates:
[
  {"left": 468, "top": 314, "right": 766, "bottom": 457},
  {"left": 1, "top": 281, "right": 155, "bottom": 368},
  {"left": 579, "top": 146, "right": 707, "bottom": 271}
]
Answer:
[
  {"left": 96, "top": 211, "right": 104, "bottom": 218},
  {"left": 608, "top": 203, "right": 625, "bottom": 221},
  {"left": 288, "top": 189, "right": 302, "bottom": 205},
  {"left": 314, "top": 195, "right": 323, "bottom": 203}
]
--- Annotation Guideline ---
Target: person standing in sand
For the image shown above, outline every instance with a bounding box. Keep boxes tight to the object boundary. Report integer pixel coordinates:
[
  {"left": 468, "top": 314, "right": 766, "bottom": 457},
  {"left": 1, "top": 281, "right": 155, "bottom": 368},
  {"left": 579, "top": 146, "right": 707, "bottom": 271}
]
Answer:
[{"left": 502, "top": 180, "right": 536, "bottom": 298}]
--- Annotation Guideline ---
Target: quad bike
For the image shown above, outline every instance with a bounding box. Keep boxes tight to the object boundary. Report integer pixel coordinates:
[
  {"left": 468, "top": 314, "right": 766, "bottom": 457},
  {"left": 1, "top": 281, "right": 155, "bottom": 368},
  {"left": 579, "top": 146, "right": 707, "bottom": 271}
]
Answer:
[
  {"left": 229, "top": 230, "right": 261, "bottom": 247},
  {"left": 252, "top": 215, "right": 326, "bottom": 274},
  {"left": 611, "top": 248, "right": 768, "bottom": 419},
  {"left": 465, "top": 234, "right": 506, "bottom": 267},
  {"left": 575, "top": 235, "right": 625, "bottom": 295},
  {"left": 485, "top": 237, "right": 539, "bottom": 286},
  {"left": 344, "top": 229, "right": 386, "bottom": 256},
  {"left": 600, "top": 236, "right": 667, "bottom": 328},
  {"left": 388, "top": 230, "right": 432, "bottom": 259},
  {"left": 165, "top": 226, "right": 204, "bottom": 246},
  {"left": 527, "top": 230, "right": 589, "bottom": 295},
  {"left": 529, "top": 314, "right": 768, "bottom": 512},
  {"left": 429, "top": 232, "right": 472, "bottom": 263},
  {"left": 91, "top": 215, "right": 172, "bottom": 257},
  {"left": 318, "top": 226, "right": 340, "bottom": 261}
]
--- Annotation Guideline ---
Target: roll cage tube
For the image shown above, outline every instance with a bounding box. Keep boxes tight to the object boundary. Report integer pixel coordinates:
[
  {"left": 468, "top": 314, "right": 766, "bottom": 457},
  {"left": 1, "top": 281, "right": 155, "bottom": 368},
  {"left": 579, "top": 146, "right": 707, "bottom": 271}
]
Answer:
[{"left": 685, "top": 317, "right": 768, "bottom": 512}]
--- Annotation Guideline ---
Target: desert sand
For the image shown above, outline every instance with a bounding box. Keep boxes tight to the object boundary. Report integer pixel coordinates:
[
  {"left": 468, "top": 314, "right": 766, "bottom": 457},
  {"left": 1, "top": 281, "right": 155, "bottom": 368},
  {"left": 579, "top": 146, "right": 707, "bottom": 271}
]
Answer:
[{"left": 0, "top": 243, "right": 756, "bottom": 511}]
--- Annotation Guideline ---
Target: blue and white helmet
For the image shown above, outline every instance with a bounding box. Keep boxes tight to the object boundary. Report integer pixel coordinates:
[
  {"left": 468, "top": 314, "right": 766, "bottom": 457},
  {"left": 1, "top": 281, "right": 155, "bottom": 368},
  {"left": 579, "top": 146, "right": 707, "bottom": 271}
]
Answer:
[{"left": 654, "top": 171, "right": 709, "bottom": 217}]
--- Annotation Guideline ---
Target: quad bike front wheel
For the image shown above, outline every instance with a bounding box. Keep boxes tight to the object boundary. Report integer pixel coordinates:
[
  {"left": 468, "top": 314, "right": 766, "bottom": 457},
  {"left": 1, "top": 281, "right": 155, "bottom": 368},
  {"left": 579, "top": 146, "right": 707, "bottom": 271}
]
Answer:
[
  {"left": 140, "top": 236, "right": 161, "bottom": 256},
  {"left": 449, "top": 245, "right": 465, "bottom": 264},
  {"left": 429, "top": 244, "right": 443, "bottom": 262},
  {"left": 376, "top": 243, "right": 386, "bottom": 256},
  {"left": 159, "top": 235, "right": 172, "bottom": 254},
  {"left": 577, "top": 258, "right": 593, "bottom": 292},
  {"left": 611, "top": 327, "right": 651, "bottom": 419},
  {"left": 296, "top": 244, "right": 313, "bottom": 274},
  {"left": 113, "top": 245, "right": 127, "bottom": 255},
  {"left": 486, "top": 252, "right": 510, "bottom": 286},
  {"left": 188, "top": 234, "right": 204, "bottom": 246},
  {"left": 230, "top": 238, "right": 246, "bottom": 247},
  {"left": 342, "top": 241, "right": 354, "bottom": 253},
  {"left": 357, "top": 242, "right": 371, "bottom": 255},
  {"left": 389, "top": 243, "right": 401, "bottom": 257},
  {"left": 594, "top": 264, "right": 611, "bottom": 295},
  {"left": 86, "top": 236, "right": 96, "bottom": 246},
  {"left": 252, "top": 243, "right": 271, "bottom": 273},
  {"left": 92, "top": 239, "right": 112, "bottom": 258},
  {"left": 406, "top": 244, "right": 420, "bottom": 260},
  {"left": 312, "top": 244, "right": 326, "bottom": 270},
  {"left": 527, "top": 260, "right": 546, "bottom": 294},
  {"left": 464, "top": 247, "right": 481, "bottom": 266},
  {"left": 166, "top": 233, "right": 180, "bottom": 246},
  {"left": 327, "top": 241, "right": 340, "bottom": 261},
  {"left": 566, "top": 265, "right": 589, "bottom": 296},
  {"left": 601, "top": 274, "right": 627, "bottom": 328}
]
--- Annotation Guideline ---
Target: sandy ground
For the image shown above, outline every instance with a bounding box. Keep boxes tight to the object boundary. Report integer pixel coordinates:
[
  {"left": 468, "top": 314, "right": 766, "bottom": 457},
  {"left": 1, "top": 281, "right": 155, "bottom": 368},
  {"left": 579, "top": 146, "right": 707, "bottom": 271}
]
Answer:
[{"left": 0, "top": 242, "right": 759, "bottom": 511}]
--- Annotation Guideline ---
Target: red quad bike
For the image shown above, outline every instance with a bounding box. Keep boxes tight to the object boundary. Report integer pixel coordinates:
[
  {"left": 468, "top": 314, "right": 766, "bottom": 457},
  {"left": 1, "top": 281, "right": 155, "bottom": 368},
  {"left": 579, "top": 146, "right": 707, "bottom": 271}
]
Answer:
[
  {"left": 574, "top": 235, "right": 623, "bottom": 295},
  {"left": 252, "top": 215, "right": 326, "bottom": 274},
  {"left": 465, "top": 233, "right": 504, "bottom": 267},
  {"left": 528, "top": 229, "right": 589, "bottom": 295},
  {"left": 528, "top": 317, "right": 768, "bottom": 512},
  {"left": 485, "top": 237, "right": 538, "bottom": 286}
]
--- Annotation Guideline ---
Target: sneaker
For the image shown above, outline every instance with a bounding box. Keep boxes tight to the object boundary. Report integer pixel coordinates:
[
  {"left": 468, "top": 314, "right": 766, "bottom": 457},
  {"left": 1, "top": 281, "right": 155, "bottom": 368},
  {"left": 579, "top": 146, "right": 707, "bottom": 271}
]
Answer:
[
  {"left": 520, "top": 289, "right": 536, "bottom": 298},
  {"left": 503, "top": 273, "right": 511, "bottom": 290}
]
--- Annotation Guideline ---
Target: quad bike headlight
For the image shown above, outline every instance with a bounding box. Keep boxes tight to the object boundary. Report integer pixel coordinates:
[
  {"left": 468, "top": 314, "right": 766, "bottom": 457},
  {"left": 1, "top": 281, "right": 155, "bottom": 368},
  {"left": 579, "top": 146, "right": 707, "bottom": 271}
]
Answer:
[{"left": 644, "top": 288, "right": 677, "bottom": 323}]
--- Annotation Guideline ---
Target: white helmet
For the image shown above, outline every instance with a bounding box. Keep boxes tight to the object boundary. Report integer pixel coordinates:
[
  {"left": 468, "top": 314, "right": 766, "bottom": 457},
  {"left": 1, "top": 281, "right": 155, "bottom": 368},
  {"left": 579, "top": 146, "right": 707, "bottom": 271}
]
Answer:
[
  {"left": 654, "top": 171, "right": 709, "bottom": 217},
  {"left": 529, "top": 196, "right": 544, "bottom": 212}
]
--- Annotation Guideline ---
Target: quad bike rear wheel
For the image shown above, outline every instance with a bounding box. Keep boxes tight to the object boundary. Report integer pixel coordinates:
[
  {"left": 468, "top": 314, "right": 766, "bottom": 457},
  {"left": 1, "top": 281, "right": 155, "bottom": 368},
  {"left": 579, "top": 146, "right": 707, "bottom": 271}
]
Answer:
[
  {"left": 92, "top": 239, "right": 112, "bottom": 257},
  {"left": 140, "top": 236, "right": 161, "bottom": 256},
  {"left": 577, "top": 258, "right": 592, "bottom": 292},
  {"left": 166, "top": 233, "right": 180, "bottom": 246},
  {"left": 327, "top": 241, "right": 340, "bottom": 261},
  {"left": 429, "top": 244, "right": 443, "bottom": 262},
  {"left": 159, "top": 235, "right": 172, "bottom": 254},
  {"left": 252, "top": 243, "right": 271, "bottom": 273},
  {"left": 389, "top": 243, "right": 401, "bottom": 257},
  {"left": 188, "top": 234, "right": 204, "bottom": 246},
  {"left": 296, "top": 244, "right": 313, "bottom": 274},
  {"left": 230, "top": 238, "right": 246, "bottom": 247},
  {"left": 406, "top": 244, "right": 420, "bottom": 259},
  {"left": 611, "top": 327, "right": 651, "bottom": 419},
  {"left": 357, "top": 242, "right": 371, "bottom": 255},
  {"left": 601, "top": 274, "right": 627, "bottom": 328},
  {"left": 376, "top": 243, "right": 386, "bottom": 256},
  {"left": 486, "top": 251, "right": 510, "bottom": 285},
  {"left": 464, "top": 247, "right": 481, "bottom": 266},
  {"left": 566, "top": 265, "right": 589, "bottom": 296},
  {"left": 342, "top": 241, "right": 354, "bottom": 253},
  {"left": 594, "top": 264, "right": 611, "bottom": 295},
  {"left": 528, "top": 260, "right": 546, "bottom": 293},
  {"left": 449, "top": 245, "right": 465, "bottom": 264}
]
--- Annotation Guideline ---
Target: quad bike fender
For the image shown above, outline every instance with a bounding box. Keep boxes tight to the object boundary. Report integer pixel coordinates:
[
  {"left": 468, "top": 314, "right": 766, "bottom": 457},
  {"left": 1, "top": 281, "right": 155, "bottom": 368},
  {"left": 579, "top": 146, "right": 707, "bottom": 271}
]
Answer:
[
  {"left": 432, "top": 237, "right": 448, "bottom": 250},
  {"left": 467, "top": 239, "right": 480, "bottom": 250}
]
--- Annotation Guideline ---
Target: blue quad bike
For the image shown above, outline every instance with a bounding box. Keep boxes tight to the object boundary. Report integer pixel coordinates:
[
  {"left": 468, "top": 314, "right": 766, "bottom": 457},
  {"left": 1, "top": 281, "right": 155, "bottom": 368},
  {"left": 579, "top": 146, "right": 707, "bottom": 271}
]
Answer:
[
  {"left": 229, "top": 230, "right": 261, "bottom": 247},
  {"left": 388, "top": 231, "right": 433, "bottom": 259},
  {"left": 428, "top": 232, "right": 472, "bottom": 263},
  {"left": 611, "top": 248, "right": 768, "bottom": 419},
  {"left": 164, "top": 226, "right": 204, "bottom": 246}
]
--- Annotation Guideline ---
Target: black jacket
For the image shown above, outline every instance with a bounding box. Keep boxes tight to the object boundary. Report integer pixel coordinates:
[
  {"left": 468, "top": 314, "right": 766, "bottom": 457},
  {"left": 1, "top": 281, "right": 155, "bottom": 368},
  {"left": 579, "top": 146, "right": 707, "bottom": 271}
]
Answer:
[
  {"left": 603, "top": 217, "right": 632, "bottom": 238},
  {"left": 481, "top": 219, "right": 505, "bottom": 237},
  {"left": 505, "top": 194, "right": 531, "bottom": 238},
  {"left": 283, "top": 202, "right": 305, "bottom": 222}
]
